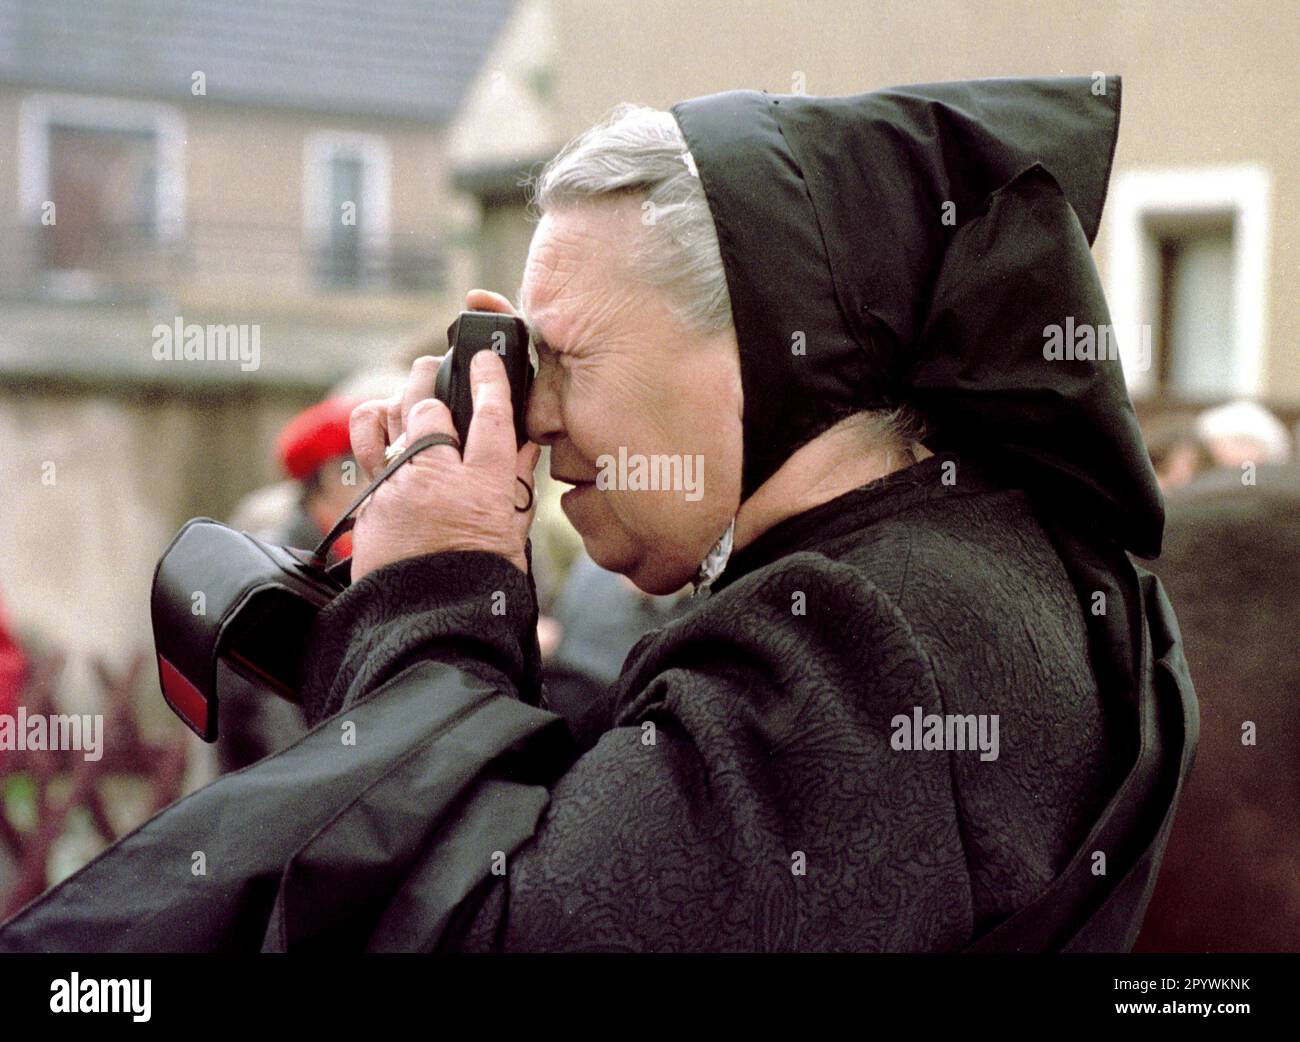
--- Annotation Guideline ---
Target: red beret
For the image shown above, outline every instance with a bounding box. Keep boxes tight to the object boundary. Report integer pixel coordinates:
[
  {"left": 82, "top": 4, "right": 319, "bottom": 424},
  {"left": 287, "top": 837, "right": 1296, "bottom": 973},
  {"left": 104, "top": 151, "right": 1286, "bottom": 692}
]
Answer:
[{"left": 276, "top": 397, "right": 361, "bottom": 481}]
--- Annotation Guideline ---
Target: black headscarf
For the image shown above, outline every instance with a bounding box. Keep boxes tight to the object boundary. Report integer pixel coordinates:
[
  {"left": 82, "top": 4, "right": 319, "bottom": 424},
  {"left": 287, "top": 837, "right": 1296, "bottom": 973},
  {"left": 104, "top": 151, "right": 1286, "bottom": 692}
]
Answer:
[
  {"left": 669, "top": 79, "right": 1197, "bottom": 949},
  {"left": 670, "top": 75, "right": 1162, "bottom": 560},
  {"left": 672, "top": 74, "right": 1172, "bottom": 699}
]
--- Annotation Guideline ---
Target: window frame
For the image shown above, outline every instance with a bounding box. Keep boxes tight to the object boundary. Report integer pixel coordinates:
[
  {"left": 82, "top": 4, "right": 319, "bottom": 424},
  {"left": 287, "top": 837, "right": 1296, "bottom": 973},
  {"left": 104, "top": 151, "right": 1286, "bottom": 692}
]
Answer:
[
  {"left": 18, "top": 92, "right": 186, "bottom": 244},
  {"left": 1105, "top": 164, "right": 1272, "bottom": 399},
  {"left": 302, "top": 131, "right": 392, "bottom": 289}
]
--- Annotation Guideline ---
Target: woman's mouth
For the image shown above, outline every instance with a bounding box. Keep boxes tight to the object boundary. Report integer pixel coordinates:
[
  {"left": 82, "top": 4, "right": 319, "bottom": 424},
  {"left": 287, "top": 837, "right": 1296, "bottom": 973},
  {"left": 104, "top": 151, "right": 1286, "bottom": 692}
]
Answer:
[
  {"left": 558, "top": 478, "right": 596, "bottom": 513},
  {"left": 552, "top": 470, "right": 595, "bottom": 490}
]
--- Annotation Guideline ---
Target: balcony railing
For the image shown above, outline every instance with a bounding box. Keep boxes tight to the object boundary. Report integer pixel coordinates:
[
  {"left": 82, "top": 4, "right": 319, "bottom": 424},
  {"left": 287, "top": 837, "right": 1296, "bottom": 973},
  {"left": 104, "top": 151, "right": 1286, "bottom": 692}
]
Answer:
[{"left": 0, "top": 221, "right": 447, "bottom": 303}]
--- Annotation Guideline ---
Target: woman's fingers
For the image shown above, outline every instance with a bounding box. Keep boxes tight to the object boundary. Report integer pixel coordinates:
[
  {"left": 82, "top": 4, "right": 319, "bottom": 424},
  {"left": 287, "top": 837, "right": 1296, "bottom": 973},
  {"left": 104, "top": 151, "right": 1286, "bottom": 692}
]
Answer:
[
  {"left": 465, "top": 288, "right": 536, "bottom": 532},
  {"left": 463, "top": 350, "right": 518, "bottom": 473},
  {"left": 378, "top": 353, "right": 444, "bottom": 454},
  {"left": 465, "top": 288, "right": 518, "bottom": 316},
  {"left": 515, "top": 441, "right": 542, "bottom": 514},
  {"left": 383, "top": 392, "right": 404, "bottom": 447},
  {"left": 404, "top": 397, "right": 464, "bottom": 463},
  {"left": 400, "top": 355, "right": 441, "bottom": 433},
  {"left": 387, "top": 295, "right": 513, "bottom": 449},
  {"left": 508, "top": 442, "right": 541, "bottom": 573},
  {"left": 351, "top": 398, "right": 394, "bottom": 480},
  {"left": 516, "top": 441, "right": 541, "bottom": 489},
  {"left": 348, "top": 289, "right": 534, "bottom": 580}
]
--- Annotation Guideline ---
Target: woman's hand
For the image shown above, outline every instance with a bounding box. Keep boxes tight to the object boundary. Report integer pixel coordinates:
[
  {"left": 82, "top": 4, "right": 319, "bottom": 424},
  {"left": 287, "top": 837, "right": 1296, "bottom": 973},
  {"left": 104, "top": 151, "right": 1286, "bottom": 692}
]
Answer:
[{"left": 347, "top": 290, "right": 541, "bottom": 581}]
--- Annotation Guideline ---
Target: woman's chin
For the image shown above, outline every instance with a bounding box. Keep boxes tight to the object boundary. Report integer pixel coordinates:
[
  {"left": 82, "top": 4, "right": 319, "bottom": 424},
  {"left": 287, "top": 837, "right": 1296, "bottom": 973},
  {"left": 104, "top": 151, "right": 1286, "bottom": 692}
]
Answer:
[
  {"left": 565, "top": 493, "right": 697, "bottom": 593},
  {"left": 575, "top": 528, "right": 680, "bottom": 595},
  {"left": 599, "top": 545, "right": 693, "bottom": 596},
  {"left": 628, "top": 567, "right": 693, "bottom": 597},
  {"left": 577, "top": 530, "right": 636, "bottom": 581}
]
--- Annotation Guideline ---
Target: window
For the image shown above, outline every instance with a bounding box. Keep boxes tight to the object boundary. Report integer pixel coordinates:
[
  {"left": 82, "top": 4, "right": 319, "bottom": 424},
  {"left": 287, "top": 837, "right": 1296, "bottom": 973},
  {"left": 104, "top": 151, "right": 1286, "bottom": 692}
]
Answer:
[
  {"left": 45, "top": 125, "right": 157, "bottom": 271},
  {"left": 1107, "top": 166, "right": 1271, "bottom": 400},
  {"left": 1148, "top": 214, "right": 1235, "bottom": 397},
  {"left": 18, "top": 94, "right": 185, "bottom": 299},
  {"left": 303, "top": 133, "right": 391, "bottom": 291}
]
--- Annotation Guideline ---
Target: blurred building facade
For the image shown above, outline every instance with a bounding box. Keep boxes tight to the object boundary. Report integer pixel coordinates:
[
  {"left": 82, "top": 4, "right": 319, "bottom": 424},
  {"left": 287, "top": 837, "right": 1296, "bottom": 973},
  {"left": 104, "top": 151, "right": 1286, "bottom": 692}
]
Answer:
[
  {"left": 451, "top": 0, "right": 1297, "bottom": 416},
  {"left": 0, "top": 0, "right": 1295, "bottom": 718},
  {"left": 0, "top": 0, "right": 511, "bottom": 712}
]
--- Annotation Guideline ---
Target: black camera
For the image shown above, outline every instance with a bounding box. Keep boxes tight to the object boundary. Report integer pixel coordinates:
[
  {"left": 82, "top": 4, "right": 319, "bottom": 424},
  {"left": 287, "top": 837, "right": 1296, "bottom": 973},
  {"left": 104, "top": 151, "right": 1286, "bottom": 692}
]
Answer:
[{"left": 150, "top": 310, "right": 533, "bottom": 741}]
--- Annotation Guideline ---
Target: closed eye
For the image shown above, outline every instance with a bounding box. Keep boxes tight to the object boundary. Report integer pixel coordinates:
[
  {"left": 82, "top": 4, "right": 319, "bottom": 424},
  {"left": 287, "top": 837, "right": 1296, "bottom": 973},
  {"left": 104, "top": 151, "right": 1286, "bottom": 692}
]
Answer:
[
  {"left": 531, "top": 335, "right": 569, "bottom": 373},
  {"left": 529, "top": 329, "right": 555, "bottom": 362}
]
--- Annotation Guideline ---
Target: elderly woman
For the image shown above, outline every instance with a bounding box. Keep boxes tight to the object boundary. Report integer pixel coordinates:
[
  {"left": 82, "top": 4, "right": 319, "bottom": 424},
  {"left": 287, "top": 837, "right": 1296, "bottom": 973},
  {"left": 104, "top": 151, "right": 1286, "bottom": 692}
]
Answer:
[{"left": 0, "top": 76, "right": 1196, "bottom": 953}]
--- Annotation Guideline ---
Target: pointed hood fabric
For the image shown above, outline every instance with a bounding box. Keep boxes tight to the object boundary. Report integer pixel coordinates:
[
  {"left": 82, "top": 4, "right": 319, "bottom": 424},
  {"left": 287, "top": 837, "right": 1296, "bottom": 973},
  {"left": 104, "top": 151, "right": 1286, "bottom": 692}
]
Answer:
[
  {"left": 672, "top": 80, "right": 1198, "bottom": 946},
  {"left": 670, "top": 75, "right": 1162, "bottom": 559}
]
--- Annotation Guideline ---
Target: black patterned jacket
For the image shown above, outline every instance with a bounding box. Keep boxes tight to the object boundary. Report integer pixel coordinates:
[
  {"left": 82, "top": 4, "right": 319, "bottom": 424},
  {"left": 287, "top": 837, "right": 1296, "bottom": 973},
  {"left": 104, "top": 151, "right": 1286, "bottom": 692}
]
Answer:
[
  {"left": 295, "top": 451, "right": 1183, "bottom": 952},
  {"left": 0, "top": 452, "right": 1196, "bottom": 952}
]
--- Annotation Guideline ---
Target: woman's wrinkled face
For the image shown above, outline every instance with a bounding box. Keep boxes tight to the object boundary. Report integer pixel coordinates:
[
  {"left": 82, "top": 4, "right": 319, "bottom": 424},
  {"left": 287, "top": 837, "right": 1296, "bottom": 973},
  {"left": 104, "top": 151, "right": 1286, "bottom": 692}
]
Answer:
[{"left": 519, "top": 197, "right": 743, "bottom": 595}]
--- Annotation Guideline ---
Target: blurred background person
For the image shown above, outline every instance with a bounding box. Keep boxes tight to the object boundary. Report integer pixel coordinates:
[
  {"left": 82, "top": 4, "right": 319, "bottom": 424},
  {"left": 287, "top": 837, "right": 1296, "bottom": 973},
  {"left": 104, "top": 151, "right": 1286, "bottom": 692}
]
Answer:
[
  {"left": 1194, "top": 398, "right": 1293, "bottom": 472},
  {"left": 1143, "top": 412, "right": 1215, "bottom": 493},
  {"left": 1142, "top": 399, "right": 1293, "bottom": 494},
  {"left": 268, "top": 395, "right": 363, "bottom": 558},
  {"left": 1136, "top": 457, "right": 1300, "bottom": 952},
  {"left": 0, "top": 588, "right": 28, "bottom": 772},
  {"left": 541, "top": 550, "right": 691, "bottom": 748}
]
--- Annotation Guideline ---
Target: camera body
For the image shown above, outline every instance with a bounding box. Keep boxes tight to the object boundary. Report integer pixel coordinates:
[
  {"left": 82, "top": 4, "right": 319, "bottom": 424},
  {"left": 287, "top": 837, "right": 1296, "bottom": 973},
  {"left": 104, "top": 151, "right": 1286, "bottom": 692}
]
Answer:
[
  {"left": 151, "top": 310, "right": 532, "bottom": 741},
  {"left": 437, "top": 310, "right": 533, "bottom": 448}
]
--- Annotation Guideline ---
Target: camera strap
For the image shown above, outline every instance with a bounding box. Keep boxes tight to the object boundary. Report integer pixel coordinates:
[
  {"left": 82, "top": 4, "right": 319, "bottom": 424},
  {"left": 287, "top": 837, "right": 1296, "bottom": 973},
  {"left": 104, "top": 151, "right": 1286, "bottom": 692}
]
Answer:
[{"left": 310, "top": 432, "right": 462, "bottom": 568}]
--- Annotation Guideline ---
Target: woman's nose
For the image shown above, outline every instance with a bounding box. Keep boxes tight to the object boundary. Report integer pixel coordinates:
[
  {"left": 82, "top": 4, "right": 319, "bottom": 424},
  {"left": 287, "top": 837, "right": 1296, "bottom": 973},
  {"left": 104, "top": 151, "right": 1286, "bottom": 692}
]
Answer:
[{"left": 525, "top": 370, "right": 563, "bottom": 446}]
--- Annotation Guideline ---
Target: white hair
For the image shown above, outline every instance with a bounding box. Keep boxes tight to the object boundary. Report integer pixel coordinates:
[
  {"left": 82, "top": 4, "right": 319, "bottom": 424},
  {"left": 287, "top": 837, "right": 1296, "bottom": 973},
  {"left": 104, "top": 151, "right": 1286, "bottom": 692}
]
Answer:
[
  {"left": 1196, "top": 399, "right": 1292, "bottom": 463},
  {"left": 529, "top": 103, "right": 925, "bottom": 452},
  {"left": 530, "top": 104, "right": 732, "bottom": 336}
]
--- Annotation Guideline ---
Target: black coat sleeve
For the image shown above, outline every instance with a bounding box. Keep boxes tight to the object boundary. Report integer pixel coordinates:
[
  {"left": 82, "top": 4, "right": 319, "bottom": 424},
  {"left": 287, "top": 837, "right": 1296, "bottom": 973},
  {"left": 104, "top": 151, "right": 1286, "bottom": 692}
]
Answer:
[
  {"left": 301, "top": 549, "right": 546, "bottom": 727},
  {"left": 298, "top": 549, "right": 982, "bottom": 952}
]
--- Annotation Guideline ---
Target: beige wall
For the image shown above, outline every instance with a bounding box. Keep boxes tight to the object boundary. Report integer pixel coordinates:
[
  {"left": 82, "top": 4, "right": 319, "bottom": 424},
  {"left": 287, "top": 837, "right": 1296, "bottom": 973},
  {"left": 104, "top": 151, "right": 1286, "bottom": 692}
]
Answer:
[
  {"left": 477, "top": 203, "right": 540, "bottom": 301},
  {"left": 455, "top": 0, "right": 1297, "bottom": 400},
  {"left": 180, "top": 103, "right": 469, "bottom": 322}
]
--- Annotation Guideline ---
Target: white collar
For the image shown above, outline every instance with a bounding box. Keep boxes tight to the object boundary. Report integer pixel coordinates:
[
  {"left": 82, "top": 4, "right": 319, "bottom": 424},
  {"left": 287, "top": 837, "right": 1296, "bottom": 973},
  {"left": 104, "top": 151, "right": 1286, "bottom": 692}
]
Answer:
[{"left": 692, "top": 516, "right": 736, "bottom": 597}]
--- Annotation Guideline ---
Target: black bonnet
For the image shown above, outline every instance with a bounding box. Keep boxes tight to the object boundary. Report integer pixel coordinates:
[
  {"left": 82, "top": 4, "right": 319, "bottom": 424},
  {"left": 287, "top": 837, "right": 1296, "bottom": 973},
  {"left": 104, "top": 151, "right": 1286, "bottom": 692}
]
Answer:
[{"left": 670, "top": 75, "right": 1163, "bottom": 558}]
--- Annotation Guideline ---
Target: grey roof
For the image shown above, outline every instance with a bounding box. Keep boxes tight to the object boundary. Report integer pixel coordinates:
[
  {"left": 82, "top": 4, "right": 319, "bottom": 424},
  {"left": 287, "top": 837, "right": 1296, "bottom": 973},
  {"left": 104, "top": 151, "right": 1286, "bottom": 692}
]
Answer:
[
  {"left": 0, "top": 0, "right": 514, "bottom": 121},
  {"left": 453, "top": 154, "right": 550, "bottom": 205}
]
